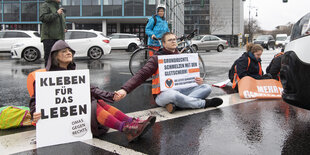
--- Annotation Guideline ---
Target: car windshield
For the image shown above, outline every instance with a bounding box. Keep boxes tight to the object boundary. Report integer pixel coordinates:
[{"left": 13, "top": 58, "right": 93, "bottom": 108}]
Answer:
[
  {"left": 276, "top": 37, "right": 286, "bottom": 41},
  {"left": 256, "top": 36, "right": 269, "bottom": 41},
  {"left": 192, "top": 35, "right": 204, "bottom": 40},
  {"left": 290, "top": 12, "right": 310, "bottom": 41}
]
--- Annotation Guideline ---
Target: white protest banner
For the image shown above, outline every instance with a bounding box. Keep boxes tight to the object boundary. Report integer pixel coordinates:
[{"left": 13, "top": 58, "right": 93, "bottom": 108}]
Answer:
[
  {"left": 158, "top": 53, "right": 200, "bottom": 91},
  {"left": 35, "top": 70, "right": 92, "bottom": 148}
]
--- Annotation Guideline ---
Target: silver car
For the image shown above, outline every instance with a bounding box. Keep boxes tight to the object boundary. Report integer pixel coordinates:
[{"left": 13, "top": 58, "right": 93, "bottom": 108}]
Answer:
[{"left": 190, "top": 35, "right": 228, "bottom": 52}]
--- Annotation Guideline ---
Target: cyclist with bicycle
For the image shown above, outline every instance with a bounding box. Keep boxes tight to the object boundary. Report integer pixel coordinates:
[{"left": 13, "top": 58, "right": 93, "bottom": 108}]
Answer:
[
  {"left": 145, "top": 4, "right": 170, "bottom": 56},
  {"left": 115, "top": 32, "right": 223, "bottom": 113}
]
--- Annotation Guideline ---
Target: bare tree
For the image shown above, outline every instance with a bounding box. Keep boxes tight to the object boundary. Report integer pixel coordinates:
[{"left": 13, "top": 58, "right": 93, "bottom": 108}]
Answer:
[
  {"left": 209, "top": 3, "right": 228, "bottom": 34},
  {"left": 244, "top": 18, "right": 261, "bottom": 42}
]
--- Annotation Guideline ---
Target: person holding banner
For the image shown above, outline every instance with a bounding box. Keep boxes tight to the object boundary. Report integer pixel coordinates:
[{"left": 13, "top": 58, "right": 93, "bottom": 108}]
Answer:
[
  {"left": 29, "top": 40, "right": 156, "bottom": 142},
  {"left": 114, "top": 32, "right": 223, "bottom": 113},
  {"left": 230, "top": 43, "right": 272, "bottom": 90}
]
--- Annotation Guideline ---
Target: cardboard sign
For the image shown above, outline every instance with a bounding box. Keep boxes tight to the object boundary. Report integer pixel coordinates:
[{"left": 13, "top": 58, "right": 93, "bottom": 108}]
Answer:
[
  {"left": 158, "top": 53, "right": 200, "bottom": 91},
  {"left": 35, "top": 70, "right": 92, "bottom": 148},
  {"left": 238, "top": 76, "right": 283, "bottom": 99}
]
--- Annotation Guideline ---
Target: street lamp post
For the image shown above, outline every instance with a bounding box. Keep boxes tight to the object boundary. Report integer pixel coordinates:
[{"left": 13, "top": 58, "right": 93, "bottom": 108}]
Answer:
[{"left": 231, "top": 0, "right": 234, "bottom": 47}]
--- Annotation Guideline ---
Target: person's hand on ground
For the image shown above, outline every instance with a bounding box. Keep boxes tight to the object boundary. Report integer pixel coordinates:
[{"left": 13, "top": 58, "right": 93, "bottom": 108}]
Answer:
[{"left": 195, "top": 77, "right": 204, "bottom": 85}]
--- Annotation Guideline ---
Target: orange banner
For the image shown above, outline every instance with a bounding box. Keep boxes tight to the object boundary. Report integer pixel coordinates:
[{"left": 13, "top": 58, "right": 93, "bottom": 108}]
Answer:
[{"left": 238, "top": 76, "right": 283, "bottom": 99}]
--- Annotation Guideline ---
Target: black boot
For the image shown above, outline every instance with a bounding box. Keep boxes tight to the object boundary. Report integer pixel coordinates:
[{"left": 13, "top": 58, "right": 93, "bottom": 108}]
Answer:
[{"left": 204, "top": 98, "right": 223, "bottom": 108}]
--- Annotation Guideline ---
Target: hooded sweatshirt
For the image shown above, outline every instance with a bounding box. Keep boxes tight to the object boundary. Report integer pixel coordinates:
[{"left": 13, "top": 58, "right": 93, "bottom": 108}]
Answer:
[{"left": 29, "top": 40, "right": 114, "bottom": 136}]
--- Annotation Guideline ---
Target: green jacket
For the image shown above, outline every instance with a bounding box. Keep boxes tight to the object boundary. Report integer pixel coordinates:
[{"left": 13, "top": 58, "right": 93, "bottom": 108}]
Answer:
[{"left": 39, "top": 0, "right": 66, "bottom": 41}]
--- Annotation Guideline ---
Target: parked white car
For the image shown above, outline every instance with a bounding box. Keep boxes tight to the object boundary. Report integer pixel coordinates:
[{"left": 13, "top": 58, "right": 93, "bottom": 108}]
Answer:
[
  {"left": 108, "top": 33, "right": 141, "bottom": 52},
  {"left": 11, "top": 30, "right": 111, "bottom": 62},
  {"left": 0, "top": 30, "right": 40, "bottom": 53}
]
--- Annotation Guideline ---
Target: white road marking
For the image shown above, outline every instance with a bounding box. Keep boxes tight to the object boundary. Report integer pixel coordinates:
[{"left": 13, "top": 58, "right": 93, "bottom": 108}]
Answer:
[{"left": 0, "top": 93, "right": 255, "bottom": 154}]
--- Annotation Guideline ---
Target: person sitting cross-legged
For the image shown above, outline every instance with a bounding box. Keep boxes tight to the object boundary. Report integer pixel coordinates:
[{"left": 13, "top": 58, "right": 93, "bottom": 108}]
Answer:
[{"left": 114, "top": 32, "right": 223, "bottom": 113}]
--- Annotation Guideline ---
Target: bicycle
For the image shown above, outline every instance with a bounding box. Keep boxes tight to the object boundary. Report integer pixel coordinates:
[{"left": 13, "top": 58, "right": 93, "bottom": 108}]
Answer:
[{"left": 129, "top": 29, "right": 206, "bottom": 80}]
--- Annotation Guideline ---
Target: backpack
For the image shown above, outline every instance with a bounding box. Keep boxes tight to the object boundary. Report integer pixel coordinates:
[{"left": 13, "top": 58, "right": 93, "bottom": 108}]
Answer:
[
  {"left": 144, "top": 15, "right": 157, "bottom": 45},
  {"left": 0, "top": 106, "right": 32, "bottom": 129},
  {"left": 228, "top": 57, "right": 251, "bottom": 83}
]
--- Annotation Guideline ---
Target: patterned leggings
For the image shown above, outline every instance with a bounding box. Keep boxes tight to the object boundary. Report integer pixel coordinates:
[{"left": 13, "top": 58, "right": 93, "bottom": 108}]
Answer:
[{"left": 96, "top": 100, "right": 132, "bottom": 132}]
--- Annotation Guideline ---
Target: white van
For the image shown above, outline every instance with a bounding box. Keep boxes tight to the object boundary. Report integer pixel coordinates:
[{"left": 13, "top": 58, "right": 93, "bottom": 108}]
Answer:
[{"left": 275, "top": 34, "right": 288, "bottom": 48}]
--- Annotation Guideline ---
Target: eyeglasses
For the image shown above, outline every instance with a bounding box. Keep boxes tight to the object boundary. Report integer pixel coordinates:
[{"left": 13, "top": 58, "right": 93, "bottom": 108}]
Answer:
[{"left": 166, "top": 38, "right": 177, "bottom": 42}]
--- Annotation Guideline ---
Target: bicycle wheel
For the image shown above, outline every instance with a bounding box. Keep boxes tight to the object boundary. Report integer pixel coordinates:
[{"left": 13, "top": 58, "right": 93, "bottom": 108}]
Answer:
[
  {"left": 129, "top": 47, "right": 156, "bottom": 76},
  {"left": 183, "top": 47, "right": 207, "bottom": 79}
]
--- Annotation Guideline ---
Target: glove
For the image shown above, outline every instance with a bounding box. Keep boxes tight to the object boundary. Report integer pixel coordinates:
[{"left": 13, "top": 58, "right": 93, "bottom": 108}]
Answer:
[{"left": 262, "top": 73, "right": 273, "bottom": 79}]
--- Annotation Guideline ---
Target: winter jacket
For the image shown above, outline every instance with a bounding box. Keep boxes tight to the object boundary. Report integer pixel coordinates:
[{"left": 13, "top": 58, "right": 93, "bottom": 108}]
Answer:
[
  {"left": 121, "top": 48, "right": 179, "bottom": 94},
  {"left": 145, "top": 15, "right": 170, "bottom": 47},
  {"left": 235, "top": 52, "right": 264, "bottom": 80},
  {"left": 39, "top": 0, "right": 66, "bottom": 42},
  {"left": 29, "top": 40, "right": 114, "bottom": 136}
]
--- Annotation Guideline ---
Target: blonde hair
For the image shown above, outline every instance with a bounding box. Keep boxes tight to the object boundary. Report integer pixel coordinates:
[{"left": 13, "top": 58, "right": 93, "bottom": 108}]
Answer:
[{"left": 246, "top": 43, "right": 263, "bottom": 54}]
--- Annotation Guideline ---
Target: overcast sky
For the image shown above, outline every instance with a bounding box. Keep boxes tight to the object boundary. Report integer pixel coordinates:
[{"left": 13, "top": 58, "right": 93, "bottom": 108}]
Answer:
[{"left": 243, "top": 0, "right": 310, "bottom": 30}]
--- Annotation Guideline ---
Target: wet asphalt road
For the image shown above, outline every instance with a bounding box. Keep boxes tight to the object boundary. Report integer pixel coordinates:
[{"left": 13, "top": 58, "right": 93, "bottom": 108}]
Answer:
[{"left": 2, "top": 48, "right": 310, "bottom": 154}]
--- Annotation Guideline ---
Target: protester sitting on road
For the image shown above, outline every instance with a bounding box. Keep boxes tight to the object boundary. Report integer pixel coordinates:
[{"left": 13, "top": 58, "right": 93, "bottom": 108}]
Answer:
[
  {"left": 266, "top": 52, "right": 284, "bottom": 80},
  {"left": 145, "top": 4, "right": 170, "bottom": 56},
  {"left": 113, "top": 32, "right": 223, "bottom": 113},
  {"left": 29, "top": 40, "right": 156, "bottom": 142},
  {"left": 230, "top": 43, "right": 272, "bottom": 90}
]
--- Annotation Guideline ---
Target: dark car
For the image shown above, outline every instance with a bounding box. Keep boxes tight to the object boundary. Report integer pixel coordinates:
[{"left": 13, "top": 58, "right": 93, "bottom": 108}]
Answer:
[
  {"left": 280, "top": 12, "right": 310, "bottom": 110},
  {"left": 254, "top": 35, "right": 275, "bottom": 50}
]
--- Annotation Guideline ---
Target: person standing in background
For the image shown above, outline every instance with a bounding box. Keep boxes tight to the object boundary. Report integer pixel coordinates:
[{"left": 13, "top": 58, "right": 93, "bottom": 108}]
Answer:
[
  {"left": 40, "top": 0, "right": 66, "bottom": 66},
  {"left": 145, "top": 4, "right": 170, "bottom": 56}
]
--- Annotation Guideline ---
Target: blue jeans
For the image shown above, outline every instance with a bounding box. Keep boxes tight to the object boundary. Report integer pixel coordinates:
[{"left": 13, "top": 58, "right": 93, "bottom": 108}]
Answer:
[{"left": 155, "top": 84, "right": 212, "bottom": 109}]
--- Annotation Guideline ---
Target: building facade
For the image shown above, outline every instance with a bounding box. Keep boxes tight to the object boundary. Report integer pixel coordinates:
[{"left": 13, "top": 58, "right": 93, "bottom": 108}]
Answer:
[
  {"left": 0, "top": 0, "right": 184, "bottom": 38},
  {"left": 184, "top": 0, "right": 244, "bottom": 46}
]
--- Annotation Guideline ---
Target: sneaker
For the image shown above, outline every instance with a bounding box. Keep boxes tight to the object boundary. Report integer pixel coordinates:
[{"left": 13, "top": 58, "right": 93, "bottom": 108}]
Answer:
[
  {"left": 204, "top": 98, "right": 223, "bottom": 108},
  {"left": 165, "top": 103, "right": 176, "bottom": 113},
  {"left": 123, "top": 121, "right": 151, "bottom": 142}
]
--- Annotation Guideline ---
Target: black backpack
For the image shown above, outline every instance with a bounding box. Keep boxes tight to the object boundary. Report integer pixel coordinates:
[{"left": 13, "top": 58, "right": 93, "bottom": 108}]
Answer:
[
  {"left": 228, "top": 61, "right": 237, "bottom": 83},
  {"left": 228, "top": 57, "right": 251, "bottom": 83},
  {"left": 144, "top": 15, "right": 157, "bottom": 45}
]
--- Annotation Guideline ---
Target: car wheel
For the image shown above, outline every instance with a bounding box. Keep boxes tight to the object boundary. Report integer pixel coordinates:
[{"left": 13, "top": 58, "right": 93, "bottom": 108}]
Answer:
[
  {"left": 266, "top": 44, "right": 270, "bottom": 50},
  {"left": 272, "top": 45, "right": 275, "bottom": 50},
  {"left": 191, "top": 45, "right": 198, "bottom": 51},
  {"left": 88, "top": 46, "right": 103, "bottom": 60},
  {"left": 217, "top": 45, "right": 224, "bottom": 52},
  {"left": 22, "top": 47, "right": 40, "bottom": 62},
  {"left": 127, "top": 44, "right": 138, "bottom": 52}
]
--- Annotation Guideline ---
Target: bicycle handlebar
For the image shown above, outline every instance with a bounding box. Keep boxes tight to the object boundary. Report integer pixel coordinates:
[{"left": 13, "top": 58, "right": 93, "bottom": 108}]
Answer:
[{"left": 179, "top": 29, "right": 198, "bottom": 41}]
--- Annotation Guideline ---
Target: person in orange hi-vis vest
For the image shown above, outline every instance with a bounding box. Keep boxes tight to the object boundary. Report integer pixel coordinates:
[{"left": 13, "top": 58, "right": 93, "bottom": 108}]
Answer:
[
  {"left": 114, "top": 32, "right": 223, "bottom": 114},
  {"left": 231, "top": 43, "right": 272, "bottom": 90}
]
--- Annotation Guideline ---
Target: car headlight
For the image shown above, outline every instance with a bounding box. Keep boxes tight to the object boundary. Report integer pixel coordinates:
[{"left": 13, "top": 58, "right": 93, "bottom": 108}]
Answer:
[
  {"left": 264, "top": 41, "right": 268, "bottom": 44},
  {"left": 12, "top": 43, "right": 25, "bottom": 49}
]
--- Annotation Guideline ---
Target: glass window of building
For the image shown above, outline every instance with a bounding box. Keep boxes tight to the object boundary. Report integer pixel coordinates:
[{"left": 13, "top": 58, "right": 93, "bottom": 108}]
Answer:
[
  {"left": 62, "top": 0, "right": 80, "bottom": 16},
  {"left": 107, "top": 24, "right": 117, "bottom": 35},
  {"left": 146, "top": 0, "right": 156, "bottom": 16},
  {"left": 103, "top": 0, "right": 122, "bottom": 16},
  {"left": 3, "top": 3, "right": 19, "bottom": 22},
  {"left": 184, "top": 0, "right": 210, "bottom": 35},
  {"left": 82, "top": 0, "right": 101, "bottom": 16},
  {"left": 124, "top": 0, "right": 143, "bottom": 16},
  {"left": 21, "top": 2, "right": 37, "bottom": 21}
]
